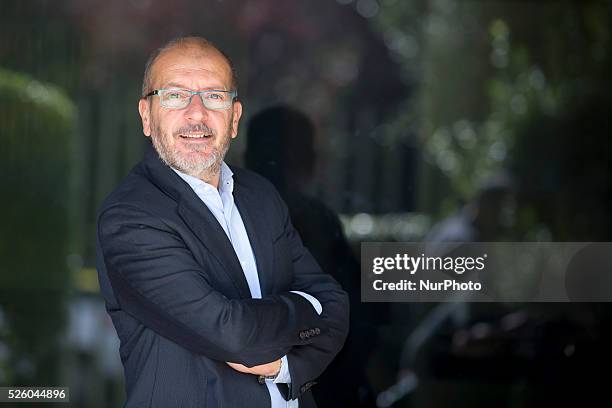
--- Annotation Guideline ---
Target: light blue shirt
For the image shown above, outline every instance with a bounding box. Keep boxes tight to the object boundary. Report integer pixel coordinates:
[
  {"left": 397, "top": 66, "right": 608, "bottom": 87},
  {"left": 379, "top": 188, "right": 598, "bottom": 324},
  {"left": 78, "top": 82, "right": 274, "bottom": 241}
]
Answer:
[{"left": 173, "top": 163, "right": 322, "bottom": 408}]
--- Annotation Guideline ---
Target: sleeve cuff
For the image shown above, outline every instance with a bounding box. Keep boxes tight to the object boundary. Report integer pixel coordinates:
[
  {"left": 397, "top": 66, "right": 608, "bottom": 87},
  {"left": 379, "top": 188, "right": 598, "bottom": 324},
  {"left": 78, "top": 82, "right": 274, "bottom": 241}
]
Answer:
[
  {"left": 290, "top": 291, "right": 323, "bottom": 315},
  {"left": 273, "top": 355, "right": 291, "bottom": 384}
]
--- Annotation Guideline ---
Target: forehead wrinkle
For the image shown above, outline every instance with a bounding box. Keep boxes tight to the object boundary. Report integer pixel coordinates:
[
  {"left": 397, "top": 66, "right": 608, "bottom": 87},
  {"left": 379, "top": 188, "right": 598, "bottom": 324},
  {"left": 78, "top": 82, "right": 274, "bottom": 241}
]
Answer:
[
  {"left": 159, "top": 78, "right": 228, "bottom": 93},
  {"left": 163, "top": 82, "right": 228, "bottom": 91}
]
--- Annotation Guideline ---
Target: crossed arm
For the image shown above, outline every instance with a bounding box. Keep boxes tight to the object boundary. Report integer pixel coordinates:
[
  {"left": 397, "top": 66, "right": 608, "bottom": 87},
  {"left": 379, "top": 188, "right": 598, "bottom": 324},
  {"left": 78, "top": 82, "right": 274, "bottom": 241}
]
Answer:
[
  {"left": 219, "top": 185, "right": 351, "bottom": 397},
  {"left": 98, "top": 192, "right": 349, "bottom": 399}
]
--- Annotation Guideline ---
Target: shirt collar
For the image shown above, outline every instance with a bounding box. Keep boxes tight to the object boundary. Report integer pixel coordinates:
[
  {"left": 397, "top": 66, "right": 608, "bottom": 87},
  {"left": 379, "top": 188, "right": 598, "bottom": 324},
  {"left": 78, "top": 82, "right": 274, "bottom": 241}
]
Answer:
[
  {"left": 172, "top": 161, "right": 234, "bottom": 195},
  {"left": 219, "top": 162, "right": 234, "bottom": 194}
]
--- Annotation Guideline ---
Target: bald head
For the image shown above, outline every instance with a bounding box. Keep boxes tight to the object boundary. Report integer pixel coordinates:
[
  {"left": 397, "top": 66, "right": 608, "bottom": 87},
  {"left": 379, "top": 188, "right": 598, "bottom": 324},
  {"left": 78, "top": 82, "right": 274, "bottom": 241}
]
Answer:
[{"left": 141, "top": 37, "right": 236, "bottom": 97}]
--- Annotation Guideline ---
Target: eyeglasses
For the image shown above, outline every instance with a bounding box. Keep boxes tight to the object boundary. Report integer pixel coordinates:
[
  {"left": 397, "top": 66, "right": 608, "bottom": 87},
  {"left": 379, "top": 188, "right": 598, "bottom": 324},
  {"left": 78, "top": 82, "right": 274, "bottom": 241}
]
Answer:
[{"left": 144, "top": 88, "right": 238, "bottom": 110}]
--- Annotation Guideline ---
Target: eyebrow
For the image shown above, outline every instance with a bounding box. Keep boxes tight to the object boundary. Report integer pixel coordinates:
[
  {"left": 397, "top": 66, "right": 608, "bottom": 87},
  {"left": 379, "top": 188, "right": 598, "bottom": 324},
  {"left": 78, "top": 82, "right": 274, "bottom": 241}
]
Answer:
[{"left": 163, "top": 82, "right": 228, "bottom": 91}]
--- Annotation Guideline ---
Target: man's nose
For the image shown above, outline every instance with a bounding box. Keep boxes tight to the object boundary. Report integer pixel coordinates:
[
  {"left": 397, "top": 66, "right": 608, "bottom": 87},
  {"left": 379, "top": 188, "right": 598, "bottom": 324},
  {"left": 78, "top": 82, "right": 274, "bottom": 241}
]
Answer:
[{"left": 185, "top": 94, "right": 209, "bottom": 121}]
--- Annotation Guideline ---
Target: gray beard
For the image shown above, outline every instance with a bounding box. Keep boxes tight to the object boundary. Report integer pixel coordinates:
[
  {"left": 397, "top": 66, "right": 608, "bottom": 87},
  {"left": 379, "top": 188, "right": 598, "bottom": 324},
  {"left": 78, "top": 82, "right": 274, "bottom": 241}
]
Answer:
[
  {"left": 152, "top": 134, "right": 224, "bottom": 178},
  {"left": 150, "top": 116, "right": 233, "bottom": 182}
]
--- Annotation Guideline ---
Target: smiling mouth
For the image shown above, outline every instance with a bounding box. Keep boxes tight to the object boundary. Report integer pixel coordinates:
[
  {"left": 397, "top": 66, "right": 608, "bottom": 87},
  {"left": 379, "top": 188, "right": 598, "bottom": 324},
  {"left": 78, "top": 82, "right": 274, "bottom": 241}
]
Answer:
[{"left": 179, "top": 133, "right": 212, "bottom": 139}]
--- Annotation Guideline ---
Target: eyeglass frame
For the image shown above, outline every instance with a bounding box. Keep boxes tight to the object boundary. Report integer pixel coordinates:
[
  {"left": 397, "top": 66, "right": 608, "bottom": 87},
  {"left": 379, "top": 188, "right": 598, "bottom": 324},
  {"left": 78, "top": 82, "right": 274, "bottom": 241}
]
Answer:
[{"left": 143, "top": 88, "right": 238, "bottom": 110}]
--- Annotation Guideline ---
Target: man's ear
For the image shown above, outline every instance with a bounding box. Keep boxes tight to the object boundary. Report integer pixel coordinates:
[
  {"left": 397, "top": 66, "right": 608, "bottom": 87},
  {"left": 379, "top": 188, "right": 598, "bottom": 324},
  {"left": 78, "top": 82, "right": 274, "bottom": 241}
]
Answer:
[
  {"left": 230, "top": 100, "right": 243, "bottom": 139},
  {"left": 138, "top": 98, "right": 152, "bottom": 137}
]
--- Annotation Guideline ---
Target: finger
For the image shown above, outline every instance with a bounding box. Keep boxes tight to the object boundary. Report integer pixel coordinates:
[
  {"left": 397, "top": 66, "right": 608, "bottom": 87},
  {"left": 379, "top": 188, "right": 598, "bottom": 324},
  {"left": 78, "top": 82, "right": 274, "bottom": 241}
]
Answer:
[{"left": 227, "top": 362, "right": 251, "bottom": 373}]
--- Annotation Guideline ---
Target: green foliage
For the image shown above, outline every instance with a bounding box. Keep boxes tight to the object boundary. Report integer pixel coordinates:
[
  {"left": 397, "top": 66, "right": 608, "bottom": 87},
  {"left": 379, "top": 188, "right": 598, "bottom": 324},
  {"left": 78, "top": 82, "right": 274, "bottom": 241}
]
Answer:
[
  {"left": 0, "top": 68, "right": 76, "bottom": 385},
  {"left": 372, "top": 0, "right": 612, "bottom": 238}
]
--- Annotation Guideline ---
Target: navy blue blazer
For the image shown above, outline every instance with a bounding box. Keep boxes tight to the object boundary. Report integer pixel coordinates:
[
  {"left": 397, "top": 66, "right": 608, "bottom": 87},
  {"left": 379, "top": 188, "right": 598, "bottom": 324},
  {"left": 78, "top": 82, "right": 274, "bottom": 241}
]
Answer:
[{"left": 96, "top": 145, "right": 350, "bottom": 407}]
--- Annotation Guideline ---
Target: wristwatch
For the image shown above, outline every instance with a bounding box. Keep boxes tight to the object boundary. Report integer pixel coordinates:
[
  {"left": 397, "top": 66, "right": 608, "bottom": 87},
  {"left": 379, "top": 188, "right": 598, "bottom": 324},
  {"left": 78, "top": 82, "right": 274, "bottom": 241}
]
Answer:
[{"left": 257, "top": 359, "right": 282, "bottom": 384}]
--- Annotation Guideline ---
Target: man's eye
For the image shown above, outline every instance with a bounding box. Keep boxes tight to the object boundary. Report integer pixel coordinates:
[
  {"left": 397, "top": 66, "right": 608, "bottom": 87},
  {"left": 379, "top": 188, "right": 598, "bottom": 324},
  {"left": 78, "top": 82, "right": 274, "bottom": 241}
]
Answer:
[
  {"left": 167, "top": 92, "right": 184, "bottom": 99},
  {"left": 206, "top": 92, "right": 225, "bottom": 100}
]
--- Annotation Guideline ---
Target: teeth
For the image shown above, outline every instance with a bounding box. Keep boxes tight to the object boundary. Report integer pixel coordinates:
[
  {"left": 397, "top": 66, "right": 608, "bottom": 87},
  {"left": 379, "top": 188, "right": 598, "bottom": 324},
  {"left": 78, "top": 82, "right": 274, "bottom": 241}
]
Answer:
[{"left": 181, "top": 134, "right": 209, "bottom": 138}]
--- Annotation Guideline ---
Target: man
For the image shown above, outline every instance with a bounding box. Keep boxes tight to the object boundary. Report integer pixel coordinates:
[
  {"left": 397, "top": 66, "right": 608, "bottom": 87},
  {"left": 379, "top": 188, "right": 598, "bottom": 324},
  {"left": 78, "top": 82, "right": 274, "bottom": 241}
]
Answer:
[{"left": 96, "top": 37, "right": 349, "bottom": 408}]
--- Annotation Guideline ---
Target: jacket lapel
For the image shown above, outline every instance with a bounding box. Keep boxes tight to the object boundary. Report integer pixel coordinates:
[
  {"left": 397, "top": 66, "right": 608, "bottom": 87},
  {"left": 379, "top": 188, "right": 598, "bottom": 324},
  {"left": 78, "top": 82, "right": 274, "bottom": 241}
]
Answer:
[
  {"left": 233, "top": 171, "right": 275, "bottom": 298},
  {"left": 177, "top": 199, "right": 253, "bottom": 299},
  {"left": 142, "top": 145, "right": 252, "bottom": 299}
]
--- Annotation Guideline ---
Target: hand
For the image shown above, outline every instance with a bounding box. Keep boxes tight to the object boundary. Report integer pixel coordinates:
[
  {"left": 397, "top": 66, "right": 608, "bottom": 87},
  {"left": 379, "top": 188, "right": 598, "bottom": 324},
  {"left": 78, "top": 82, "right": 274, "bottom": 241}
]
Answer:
[{"left": 226, "top": 359, "right": 281, "bottom": 377}]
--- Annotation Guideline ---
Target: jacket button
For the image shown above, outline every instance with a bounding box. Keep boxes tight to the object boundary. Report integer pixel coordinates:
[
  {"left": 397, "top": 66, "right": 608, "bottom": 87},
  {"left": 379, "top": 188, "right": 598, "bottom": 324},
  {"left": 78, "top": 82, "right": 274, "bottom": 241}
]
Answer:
[{"left": 301, "top": 381, "right": 316, "bottom": 393}]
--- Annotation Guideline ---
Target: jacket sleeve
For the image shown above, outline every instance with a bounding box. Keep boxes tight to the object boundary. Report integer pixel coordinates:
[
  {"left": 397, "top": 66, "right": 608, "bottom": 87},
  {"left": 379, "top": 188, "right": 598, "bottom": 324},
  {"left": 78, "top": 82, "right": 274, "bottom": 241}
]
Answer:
[
  {"left": 268, "top": 189, "right": 351, "bottom": 401},
  {"left": 97, "top": 203, "right": 326, "bottom": 367}
]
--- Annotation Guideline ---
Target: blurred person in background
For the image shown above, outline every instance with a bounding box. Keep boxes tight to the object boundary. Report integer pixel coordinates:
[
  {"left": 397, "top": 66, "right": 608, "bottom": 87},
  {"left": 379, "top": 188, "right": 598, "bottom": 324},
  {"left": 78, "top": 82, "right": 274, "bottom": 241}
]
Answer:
[
  {"left": 425, "top": 171, "right": 516, "bottom": 243},
  {"left": 380, "top": 172, "right": 521, "bottom": 407},
  {"left": 246, "top": 105, "right": 381, "bottom": 407}
]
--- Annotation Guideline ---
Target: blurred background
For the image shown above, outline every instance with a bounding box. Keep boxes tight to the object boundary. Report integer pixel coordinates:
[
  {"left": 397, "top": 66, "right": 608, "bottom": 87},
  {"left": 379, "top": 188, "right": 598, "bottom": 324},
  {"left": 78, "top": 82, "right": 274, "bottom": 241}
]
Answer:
[{"left": 1, "top": 0, "right": 611, "bottom": 407}]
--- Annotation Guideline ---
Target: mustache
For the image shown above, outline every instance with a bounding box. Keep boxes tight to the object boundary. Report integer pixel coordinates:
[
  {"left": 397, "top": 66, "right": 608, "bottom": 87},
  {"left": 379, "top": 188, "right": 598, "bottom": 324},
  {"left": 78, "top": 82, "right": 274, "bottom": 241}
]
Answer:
[{"left": 174, "top": 124, "right": 215, "bottom": 136}]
